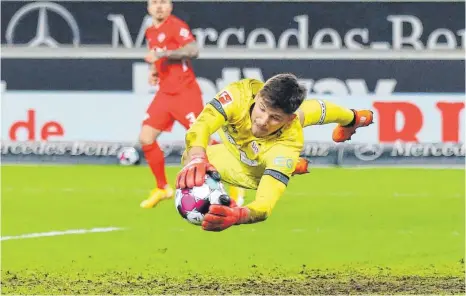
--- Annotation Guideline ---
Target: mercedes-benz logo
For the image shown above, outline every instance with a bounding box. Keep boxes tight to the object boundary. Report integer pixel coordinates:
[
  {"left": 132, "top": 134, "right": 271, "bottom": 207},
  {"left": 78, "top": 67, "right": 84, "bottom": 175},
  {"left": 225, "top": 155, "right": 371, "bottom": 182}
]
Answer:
[
  {"left": 5, "top": 2, "right": 80, "bottom": 47},
  {"left": 354, "top": 144, "right": 385, "bottom": 161}
]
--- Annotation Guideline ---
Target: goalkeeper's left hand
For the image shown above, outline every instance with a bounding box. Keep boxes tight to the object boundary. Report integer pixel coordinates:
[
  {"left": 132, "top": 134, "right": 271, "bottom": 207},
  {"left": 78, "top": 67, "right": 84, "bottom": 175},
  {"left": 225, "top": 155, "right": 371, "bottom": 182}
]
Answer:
[
  {"left": 292, "top": 157, "right": 310, "bottom": 176},
  {"left": 202, "top": 205, "right": 249, "bottom": 232}
]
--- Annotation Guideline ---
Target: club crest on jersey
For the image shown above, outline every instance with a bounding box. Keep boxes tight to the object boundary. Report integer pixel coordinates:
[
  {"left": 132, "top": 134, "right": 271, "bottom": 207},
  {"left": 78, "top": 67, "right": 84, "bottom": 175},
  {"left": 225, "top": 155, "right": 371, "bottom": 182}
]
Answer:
[
  {"left": 157, "top": 33, "right": 166, "bottom": 43},
  {"left": 251, "top": 141, "right": 259, "bottom": 155}
]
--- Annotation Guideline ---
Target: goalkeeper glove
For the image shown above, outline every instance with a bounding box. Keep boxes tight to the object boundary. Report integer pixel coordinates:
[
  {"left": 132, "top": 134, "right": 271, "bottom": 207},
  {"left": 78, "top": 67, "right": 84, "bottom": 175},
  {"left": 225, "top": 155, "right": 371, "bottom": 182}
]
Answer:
[
  {"left": 176, "top": 153, "right": 217, "bottom": 189},
  {"left": 202, "top": 205, "right": 249, "bottom": 232},
  {"left": 332, "top": 109, "right": 374, "bottom": 142},
  {"left": 292, "top": 157, "right": 310, "bottom": 176}
]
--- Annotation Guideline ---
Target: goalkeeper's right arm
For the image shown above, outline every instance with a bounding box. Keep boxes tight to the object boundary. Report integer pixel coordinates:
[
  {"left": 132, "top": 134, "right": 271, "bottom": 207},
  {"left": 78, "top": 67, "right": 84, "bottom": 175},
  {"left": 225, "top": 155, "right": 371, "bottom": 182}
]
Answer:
[
  {"left": 184, "top": 103, "right": 226, "bottom": 159},
  {"left": 177, "top": 103, "right": 226, "bottom": 188}
]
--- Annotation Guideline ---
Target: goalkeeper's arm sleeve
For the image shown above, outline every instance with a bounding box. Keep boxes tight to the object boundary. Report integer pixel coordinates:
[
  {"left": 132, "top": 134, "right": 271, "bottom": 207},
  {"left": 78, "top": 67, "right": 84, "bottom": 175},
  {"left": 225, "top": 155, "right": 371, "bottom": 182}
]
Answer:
[
  {"left": 298, "top": 99, "right": 355, "bottom": 127},
  {"left": 185, "top": 104, "right": 225, "bottom": 150},
  {"left": 244, "top": 174, "right": 287, "bottom": 223}
]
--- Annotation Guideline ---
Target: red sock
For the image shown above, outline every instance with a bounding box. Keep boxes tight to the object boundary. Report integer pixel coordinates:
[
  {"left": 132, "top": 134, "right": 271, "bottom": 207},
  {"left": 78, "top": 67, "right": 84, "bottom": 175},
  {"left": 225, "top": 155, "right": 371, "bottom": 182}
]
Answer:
[{"left": 142, "top": 142, "right": 167, "bottom": 189}]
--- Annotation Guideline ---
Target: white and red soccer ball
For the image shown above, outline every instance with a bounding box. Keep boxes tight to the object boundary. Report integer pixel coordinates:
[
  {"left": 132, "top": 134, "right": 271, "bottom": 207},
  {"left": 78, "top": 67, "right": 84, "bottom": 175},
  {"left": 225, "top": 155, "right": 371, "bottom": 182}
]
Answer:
[
  {"left": 175, "top": 173, "right": 230, "bottom": 225},
  {"left": 117, "top": 147, "right": 140, "bottom": 166}
]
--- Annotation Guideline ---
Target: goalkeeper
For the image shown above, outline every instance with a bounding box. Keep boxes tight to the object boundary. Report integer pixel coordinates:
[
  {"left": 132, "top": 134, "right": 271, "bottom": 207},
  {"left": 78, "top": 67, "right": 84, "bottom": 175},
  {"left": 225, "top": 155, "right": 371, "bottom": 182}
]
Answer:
[{"left": 176, "top": 74, "right": 373, "bottom": 231}]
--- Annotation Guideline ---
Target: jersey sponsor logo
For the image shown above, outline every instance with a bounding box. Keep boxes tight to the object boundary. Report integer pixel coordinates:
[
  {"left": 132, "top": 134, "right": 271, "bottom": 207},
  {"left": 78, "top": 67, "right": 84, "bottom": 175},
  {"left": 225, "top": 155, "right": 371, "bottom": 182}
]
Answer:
[
  {"left": 274, "top": 156, "right": 293, "bottom": 169},
  {"left": 217, "top": 91, "right": 233, "bottom": 106},
  {"left": 223, "top": 129, "right": 258, "bottom": 166},
  {"left": 224, "top": 130, "right": 237, "bottom": 146},
  {"left": 239, "top": 150, "right": 259, "bottom": 166},
  {"left": 251, "top": 141, "right": 259, "bottom": 155}
]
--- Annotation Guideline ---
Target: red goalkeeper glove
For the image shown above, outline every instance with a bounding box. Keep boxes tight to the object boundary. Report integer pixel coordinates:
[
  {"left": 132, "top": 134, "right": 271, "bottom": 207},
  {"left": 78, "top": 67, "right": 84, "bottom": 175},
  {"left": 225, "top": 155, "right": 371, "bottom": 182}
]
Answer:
[
  {"left": 176, "top": 153, "right": 217, "bottom": 189},
  {"left": 292, "top": 157, "right": 310, "bottom": 176},
  {"left": 202, "top": 205, "right": 249, "bottom": 232}
]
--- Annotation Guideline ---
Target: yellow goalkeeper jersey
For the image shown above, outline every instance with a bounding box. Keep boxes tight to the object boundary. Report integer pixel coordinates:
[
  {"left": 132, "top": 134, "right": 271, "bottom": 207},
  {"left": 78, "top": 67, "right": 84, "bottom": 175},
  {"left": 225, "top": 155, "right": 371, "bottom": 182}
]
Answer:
[
  {"left": 185, "top": 78, "right": 357, "bottom": 222},
  {"left": 187, "top": 78, "right": 304, "bottom": 183}
]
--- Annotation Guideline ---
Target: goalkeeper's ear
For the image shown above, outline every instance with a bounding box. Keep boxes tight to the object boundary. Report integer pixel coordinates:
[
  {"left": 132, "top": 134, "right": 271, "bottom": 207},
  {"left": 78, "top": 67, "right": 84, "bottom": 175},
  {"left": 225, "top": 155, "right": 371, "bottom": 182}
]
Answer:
[{"left": 288, "top": 113, "right": 297, "bottom": 123}]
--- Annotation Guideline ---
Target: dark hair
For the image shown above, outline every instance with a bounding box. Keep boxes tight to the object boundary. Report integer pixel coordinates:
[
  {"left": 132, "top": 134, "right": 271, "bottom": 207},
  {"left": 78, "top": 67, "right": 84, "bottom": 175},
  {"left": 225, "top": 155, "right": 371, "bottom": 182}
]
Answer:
[{"left": 259, "top": 73, "right": 306, "bottom": 114}]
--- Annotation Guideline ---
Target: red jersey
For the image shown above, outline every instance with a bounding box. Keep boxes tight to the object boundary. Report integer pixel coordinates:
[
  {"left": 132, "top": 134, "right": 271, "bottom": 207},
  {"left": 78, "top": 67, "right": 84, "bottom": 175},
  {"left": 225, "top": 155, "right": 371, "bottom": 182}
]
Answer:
[{"left": 145, "top": 15, "right": 200, "bottom": 95}]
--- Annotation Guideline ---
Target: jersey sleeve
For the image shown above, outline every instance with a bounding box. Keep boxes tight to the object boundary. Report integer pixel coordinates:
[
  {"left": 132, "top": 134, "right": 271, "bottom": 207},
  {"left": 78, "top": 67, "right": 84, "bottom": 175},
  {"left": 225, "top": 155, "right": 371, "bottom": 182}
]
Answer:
[
  {"left": 243, "top": 145, "right": 300, "bottom": 222},
  {"left": 185, "top": 104, "right": 225, "bottom": 150},
  {"left": 185, "top": 83, "right": 242, "bottom": 150},
  {"left": 173, "top": 21, "right": 196, "bottom": 47},
  {"left": 263, "top": 145, "right": 301, "bottom": 180},
  {"left": 297, "top": 99, "right": 354, "bottom": 127},
  {"left": 207, "top": 82, "right": 244, "bottom": 125},
  {"left": 245, "top": 175, "right": 287, "bottom": 222},
  {"left": 297, "top": 99, "right": 327, "bottom": 127}
]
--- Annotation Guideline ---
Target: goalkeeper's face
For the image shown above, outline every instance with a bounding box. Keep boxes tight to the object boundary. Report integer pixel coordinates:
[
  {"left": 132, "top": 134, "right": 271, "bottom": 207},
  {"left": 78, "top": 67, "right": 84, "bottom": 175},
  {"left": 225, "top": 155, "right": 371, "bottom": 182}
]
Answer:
[{"left": 251, "top": 95, "right": 297, "bottom": 138}]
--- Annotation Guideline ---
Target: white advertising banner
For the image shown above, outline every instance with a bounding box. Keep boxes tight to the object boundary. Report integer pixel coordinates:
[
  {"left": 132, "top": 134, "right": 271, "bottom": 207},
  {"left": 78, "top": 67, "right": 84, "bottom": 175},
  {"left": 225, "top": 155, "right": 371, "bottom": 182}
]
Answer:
[{"left": 1, "top": 91, "right": 464, "bottom": 144}]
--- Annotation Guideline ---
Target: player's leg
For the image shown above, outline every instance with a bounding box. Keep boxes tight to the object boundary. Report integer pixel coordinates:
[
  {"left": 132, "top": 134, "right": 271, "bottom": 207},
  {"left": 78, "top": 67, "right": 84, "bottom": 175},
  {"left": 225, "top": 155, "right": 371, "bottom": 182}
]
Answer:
[{"left": 139, "top": 94, "right": 176, "bottom": 209}]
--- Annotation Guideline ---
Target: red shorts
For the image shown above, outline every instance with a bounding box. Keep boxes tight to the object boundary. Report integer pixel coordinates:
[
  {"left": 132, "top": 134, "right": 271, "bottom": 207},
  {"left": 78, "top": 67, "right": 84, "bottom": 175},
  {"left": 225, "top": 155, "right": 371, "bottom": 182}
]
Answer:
[{"left": 143, "top": 87, "right": 204, "bottom": 131}]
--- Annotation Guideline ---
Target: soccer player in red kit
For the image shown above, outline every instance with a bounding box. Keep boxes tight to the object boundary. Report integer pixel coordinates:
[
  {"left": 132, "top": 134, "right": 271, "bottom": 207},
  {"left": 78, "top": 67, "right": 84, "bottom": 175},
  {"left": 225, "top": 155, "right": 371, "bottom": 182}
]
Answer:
[{"left": 139, "top": 0, "right": 204, "bottom": 209}]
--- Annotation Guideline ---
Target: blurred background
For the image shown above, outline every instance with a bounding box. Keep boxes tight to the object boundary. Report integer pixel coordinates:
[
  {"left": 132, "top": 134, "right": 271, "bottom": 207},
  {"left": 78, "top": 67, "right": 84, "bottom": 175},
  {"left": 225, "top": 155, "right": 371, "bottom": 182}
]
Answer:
[{"left": 1, "top": 0, "right": 465, "bottom": 167}]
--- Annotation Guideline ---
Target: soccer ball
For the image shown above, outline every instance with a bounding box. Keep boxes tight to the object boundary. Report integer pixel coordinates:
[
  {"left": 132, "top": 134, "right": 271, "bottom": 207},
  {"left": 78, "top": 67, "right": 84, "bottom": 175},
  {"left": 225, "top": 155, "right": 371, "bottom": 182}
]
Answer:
[
  {"left": 117, "top": 147, "right": 140, "bottom": 166},
  {"left": 175, "top": 173, "right": 230, "bottom": 225}
]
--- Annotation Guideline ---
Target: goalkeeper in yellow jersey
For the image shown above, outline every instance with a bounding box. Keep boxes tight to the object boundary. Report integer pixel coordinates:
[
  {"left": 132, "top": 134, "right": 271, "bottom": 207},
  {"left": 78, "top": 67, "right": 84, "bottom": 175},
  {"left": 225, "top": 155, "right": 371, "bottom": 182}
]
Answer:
[{"left": 176, "top": 74, "right": 373, "bottom": 231}]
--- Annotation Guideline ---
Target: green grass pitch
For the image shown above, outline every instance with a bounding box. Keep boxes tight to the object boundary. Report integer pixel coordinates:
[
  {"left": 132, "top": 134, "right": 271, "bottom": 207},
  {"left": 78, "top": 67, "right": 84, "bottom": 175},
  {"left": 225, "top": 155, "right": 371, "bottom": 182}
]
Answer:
[{"left": 1, "top": 165, "right": 465, "bottom": 294}]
